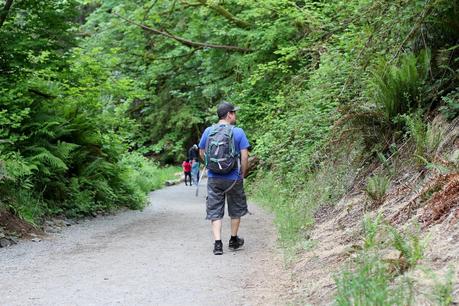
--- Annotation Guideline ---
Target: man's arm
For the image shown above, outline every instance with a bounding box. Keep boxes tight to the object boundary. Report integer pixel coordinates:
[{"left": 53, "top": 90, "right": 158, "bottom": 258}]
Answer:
[
  {"left": 199, "top": 149, "right": 205, "bottom": 162},
  {"left": 240, "top": 149, "right": 249, "bottom": 178}
]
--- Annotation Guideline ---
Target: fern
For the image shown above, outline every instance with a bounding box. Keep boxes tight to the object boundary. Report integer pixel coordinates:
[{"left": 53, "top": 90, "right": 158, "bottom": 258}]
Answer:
[
  {"left": 372, "top": 50, "right": 431, "bottom": 121},
  {"left": 366, "top": 175, "right": 390, "bottom": 205},
  {"left": 1, "top": 152, "right": 36, "bottom": 179},
  {"left": 80, "top": 158, "right": 116, "bottom": 178},
  {"left": 53, "top": 141, "right": 80, "bottom": 161},
  {"left": 388, "top": 226, "right": 425, "bottom": 269},
  {"left": 26, "top": 147, "right": 68, "bottom": 172},
  {"left": 404, "top": 112, "right": 444, "bottom": 165}
]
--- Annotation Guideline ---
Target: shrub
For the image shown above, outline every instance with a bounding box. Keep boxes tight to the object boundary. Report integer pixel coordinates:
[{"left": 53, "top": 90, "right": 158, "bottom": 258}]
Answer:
[
  {"left": 439, "top": 90, "right": 459, "bottom": 121},
  {"left": 371, "top": 50, "right": 431, "bottom": 121},
  {"left": 404, "top": 112, "right": 444, "bottom": 165},
  {"left": 388, "top": 226, "right": 425, "bottom": 269},
  {"left": 362, "top": 214, "right": 383, "bottom": 250},
  {"left": 335, "top": 254, "right": 414, "bottom": 306},
  {"left": 334, "top": 216, "right": 430, "bottom": 305},
  {"left": 428, "top": 267, "right": 455, "bottom": 306},
  {"left": 366, "top": 174, "right": 390, "bottom": 205}
]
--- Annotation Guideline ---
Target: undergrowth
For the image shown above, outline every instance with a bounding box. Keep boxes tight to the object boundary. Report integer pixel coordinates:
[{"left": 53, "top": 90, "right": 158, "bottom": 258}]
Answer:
[
  {"left": 248, "top": 146, "right": 360, "bottom": 254},
  {"left": 1, "top": 152, "right": 178, "bottom": 222},
  {"left": 366, "top": 174, "right": 391, "bottom": 206},
  {"left": 335, "top": 216, "right": 453, "bottom": 305}
]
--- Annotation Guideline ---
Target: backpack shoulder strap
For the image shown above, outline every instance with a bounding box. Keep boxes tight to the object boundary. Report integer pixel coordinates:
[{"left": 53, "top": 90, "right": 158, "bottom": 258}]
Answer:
[
  {"left": 204, "top": 125, "right": 218, "bottom": 167},
  {"left": 229, "top": 125, "right": 238, "bottom": 156}
]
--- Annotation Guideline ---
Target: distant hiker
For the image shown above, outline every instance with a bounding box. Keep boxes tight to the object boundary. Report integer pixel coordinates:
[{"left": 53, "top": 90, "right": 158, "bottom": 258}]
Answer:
[
  {"left": 199, "top": 101, "right": 249, "bottom": 255},
  {"left": 182, "top": 159, "right": 192, "bottom": 186},
  {"left": 188, "top": 144, "right": 199, "bottom": 161},
  {"left": 191, "top": 158, "right": 200, "bottom": 185}
]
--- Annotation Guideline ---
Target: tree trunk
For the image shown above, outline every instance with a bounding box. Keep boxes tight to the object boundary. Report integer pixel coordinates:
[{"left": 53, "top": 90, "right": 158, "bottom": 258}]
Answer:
[{"left": 0, "top": 0, "right": 14, "bottom": 29}]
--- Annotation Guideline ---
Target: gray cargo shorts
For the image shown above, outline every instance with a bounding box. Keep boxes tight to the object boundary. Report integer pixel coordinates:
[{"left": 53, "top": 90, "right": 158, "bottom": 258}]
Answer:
[{"left": 206, "top": 178, "right": 248, "bottom": 220}]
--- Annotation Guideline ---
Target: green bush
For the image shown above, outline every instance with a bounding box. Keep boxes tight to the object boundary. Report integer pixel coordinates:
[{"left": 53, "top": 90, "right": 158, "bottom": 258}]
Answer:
[
  {"left": 388, "top": 226, "right": 425, "bottom": 270},
  {"left": 403, "top": 112, "right": 444, "bottom": 165},
  {"left": 335, "top": 254, "right": 414, "bottom": 306},
  {"left": 362, "top": 215, "right": 383, "bottom": 250},
  {"left": 7, "top": 189, "right": 45, "bottom": 226},
  {"left": 440, "top": 89, "right": 459, "bottom": 120},
  {"left": 365, "top": 175, "right": 390, "bottom": 205},
  {"left": 371, "top": 50, "right": 431, "bottom": 121},
  {"left": 334, "top": 216, "right": 430, "bottom": 305},
  {"left": 427, "top": 267, "right": 455, "bottom": 306}
]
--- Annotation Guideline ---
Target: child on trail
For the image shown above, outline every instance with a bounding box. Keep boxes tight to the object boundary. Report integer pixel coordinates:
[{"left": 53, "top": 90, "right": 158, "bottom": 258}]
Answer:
[{"left": 182, "top": 159, "right": 192, "bottom": 186}]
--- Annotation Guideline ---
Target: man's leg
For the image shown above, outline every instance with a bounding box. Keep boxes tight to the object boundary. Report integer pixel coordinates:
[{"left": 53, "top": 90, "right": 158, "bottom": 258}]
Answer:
[
  {"left": 207, "top": 178, "right": 225, "bottom": 255},
  {"left": 230, "top": 218, "right": 241, "bottom": 236},
  {"left": 212, "top": 219, "right": 222, "bottom": 240},
  {"left": 227, "top": 180, "right": 247, "bottom": 250}
]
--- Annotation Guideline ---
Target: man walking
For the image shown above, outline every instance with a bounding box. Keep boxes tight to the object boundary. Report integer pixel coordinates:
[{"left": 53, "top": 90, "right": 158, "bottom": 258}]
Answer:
[
  {"left": 188, "top": 144, "right": 199, "bottom": 161},
  {"left": 199, "top": 101, "right": 250, "bottom": 255}
]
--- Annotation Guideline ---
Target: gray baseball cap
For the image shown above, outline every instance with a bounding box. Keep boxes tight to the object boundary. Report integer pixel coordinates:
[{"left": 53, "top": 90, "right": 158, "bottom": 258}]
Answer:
[{"left": 217, "top": 101, "right": 240, "bottom": 118}]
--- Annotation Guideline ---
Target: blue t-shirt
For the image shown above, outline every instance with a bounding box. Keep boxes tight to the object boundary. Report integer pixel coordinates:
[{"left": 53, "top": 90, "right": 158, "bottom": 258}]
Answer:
[{"left": 199, "top": 125, "right": 250, "bottom": 180}]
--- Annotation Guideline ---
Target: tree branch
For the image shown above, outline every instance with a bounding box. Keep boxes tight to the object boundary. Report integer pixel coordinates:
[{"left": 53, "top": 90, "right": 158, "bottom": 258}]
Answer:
[
  {"left": 195, "top": 0, "right": 250, "bottom": 29},
  {"left": 0, "top": 0, "right": 14, "bottom": 29},
  {"left": 111, "top": 11, "right": 253, "bottom": 52}
]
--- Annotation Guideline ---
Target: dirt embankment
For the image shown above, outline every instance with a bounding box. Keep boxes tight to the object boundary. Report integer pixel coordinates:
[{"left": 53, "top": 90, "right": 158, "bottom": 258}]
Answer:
[{"left": 290, "top": 115, "right": 459, "bottom": 304}]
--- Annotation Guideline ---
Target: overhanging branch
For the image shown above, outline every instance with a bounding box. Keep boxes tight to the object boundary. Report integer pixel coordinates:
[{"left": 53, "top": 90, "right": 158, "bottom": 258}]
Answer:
[
  {"left": 111, "top": 11, "right": 253, "bottom": 53},
  {"left": 195, "top": 0, "right": 250, "bottom": 29}
]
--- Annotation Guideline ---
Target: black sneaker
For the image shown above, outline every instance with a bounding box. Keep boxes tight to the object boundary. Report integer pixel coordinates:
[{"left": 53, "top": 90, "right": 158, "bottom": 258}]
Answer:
[
  {"left": 213, "top": 241, "right": 223, "bottom": 255},
  {"left": 229, "top": 236, "right": 244, "bottom": 250}
]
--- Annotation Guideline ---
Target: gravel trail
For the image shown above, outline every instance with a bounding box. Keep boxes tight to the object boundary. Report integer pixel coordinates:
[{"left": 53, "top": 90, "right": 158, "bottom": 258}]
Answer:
[{"left": 0, "top": 180, "right": 287, "bottom": 306}]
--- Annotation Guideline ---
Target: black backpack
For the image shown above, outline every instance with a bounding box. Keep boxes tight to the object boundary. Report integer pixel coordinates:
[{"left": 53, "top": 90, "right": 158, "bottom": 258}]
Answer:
[{"left": 204, "top": 124, "right": 239, "bottom": 174}]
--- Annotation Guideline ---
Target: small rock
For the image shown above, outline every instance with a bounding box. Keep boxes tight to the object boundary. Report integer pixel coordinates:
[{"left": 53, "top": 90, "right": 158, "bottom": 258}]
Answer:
[
  {"left": 165, "top": 180, "right": 175, "bottom": 186},
  {"left": 53, "top": 219, "right": 66, "bottom": 227},
  {"left": 31, "top": 238, "right": 41, "bottom": 242},
  {"left": 0, "top": 238, "right": 12, "bottom": 248},
  {"left": 45, "top": 227, "right": 61, "bottom": 233}
]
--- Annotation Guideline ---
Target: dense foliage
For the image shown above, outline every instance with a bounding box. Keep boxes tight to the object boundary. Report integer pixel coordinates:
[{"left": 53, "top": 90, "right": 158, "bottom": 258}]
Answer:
[
  {"left": 0, "top": 0, "right": 176, "bottom": 222},
  {"left": 0, "top": 0, "right": 457, "bottom": 220},
  {"left": 1, "top": 0, "right": 458, "bottom": 221}
]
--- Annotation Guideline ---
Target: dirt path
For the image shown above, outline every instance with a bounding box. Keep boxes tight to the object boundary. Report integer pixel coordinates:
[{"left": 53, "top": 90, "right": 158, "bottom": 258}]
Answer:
[{"left": 0, "top": 180, "right": 290, "bottom": 306}]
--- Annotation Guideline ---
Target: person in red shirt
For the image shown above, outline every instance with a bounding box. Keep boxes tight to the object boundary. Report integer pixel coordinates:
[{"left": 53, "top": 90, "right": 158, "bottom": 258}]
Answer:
[{"left": 182, "top": 159, "right": 192, "bottom": 186}]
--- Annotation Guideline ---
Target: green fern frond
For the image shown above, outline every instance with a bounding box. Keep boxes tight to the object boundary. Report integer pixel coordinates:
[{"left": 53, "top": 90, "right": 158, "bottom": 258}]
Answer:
[
  {"left": 26, "top": 147, "right": 68, "bottom": 171},
  {"left": 371, "top": 50, "right": 431, "bottom": 121},
  {"left": 53, "top": 141, "right": 80, "bottom": 161},
  {"left": 1, "top": 152, "right": 36, "bottom": 179},
  {"left": 80, "top": 158, "right": 116, "bottom": 178},
  {"left": 27, "top": 121, "right": 61, "bottom": 138}
]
